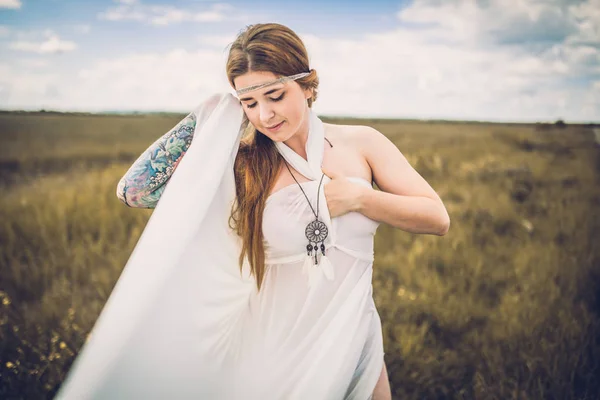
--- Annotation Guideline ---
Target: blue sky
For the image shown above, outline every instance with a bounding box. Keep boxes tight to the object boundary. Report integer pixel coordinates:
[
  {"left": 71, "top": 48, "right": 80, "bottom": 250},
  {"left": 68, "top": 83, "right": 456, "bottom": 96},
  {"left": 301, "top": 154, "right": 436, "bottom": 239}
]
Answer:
[{"left": 0, "top": 0, "right": 598, "bottom": 122}]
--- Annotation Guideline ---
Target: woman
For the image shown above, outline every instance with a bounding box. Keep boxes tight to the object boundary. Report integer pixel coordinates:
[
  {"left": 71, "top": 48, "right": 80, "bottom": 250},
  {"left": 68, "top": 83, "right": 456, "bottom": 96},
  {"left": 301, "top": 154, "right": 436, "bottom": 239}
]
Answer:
[{"left": 57, "top": 23, "right": 449, "bottom": 400}]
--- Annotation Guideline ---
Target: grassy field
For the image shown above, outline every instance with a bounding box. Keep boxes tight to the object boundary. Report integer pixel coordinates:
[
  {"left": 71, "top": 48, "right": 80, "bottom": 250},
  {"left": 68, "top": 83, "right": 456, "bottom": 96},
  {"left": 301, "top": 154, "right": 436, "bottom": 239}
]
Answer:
[{"left": 1, "top": 111, "right": 599, "bottom": 399}]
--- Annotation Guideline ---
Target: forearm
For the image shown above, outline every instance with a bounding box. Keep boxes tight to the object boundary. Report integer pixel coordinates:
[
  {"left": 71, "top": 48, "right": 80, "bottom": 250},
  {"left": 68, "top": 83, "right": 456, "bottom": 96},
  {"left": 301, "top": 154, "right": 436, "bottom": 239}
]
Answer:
[
  {"left": 357, "top": 188, "right": 450, "bottom": 235},
  {"left": 116, "top": 112, "right": 197, "bottom": 208}
]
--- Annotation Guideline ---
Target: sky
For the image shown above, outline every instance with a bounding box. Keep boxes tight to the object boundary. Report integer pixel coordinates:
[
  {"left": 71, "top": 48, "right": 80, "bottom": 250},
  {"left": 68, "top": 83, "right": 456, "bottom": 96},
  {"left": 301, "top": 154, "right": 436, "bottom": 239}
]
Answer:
[{"left": 0, "top": 0, "right": 598, "bottom": 122}]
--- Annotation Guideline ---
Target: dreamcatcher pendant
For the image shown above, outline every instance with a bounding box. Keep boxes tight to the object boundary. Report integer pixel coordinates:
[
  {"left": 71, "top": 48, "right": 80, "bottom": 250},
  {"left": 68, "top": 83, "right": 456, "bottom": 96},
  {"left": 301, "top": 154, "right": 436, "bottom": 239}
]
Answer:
[
  {"left": 280, "top": 146, "right": 336, "bottom": 288},
  {"left": 305, "top": 219, "right": 328, "bottom": 264},
  {"left": 302, "top": 218, "right": 335, "bottom": 288}
]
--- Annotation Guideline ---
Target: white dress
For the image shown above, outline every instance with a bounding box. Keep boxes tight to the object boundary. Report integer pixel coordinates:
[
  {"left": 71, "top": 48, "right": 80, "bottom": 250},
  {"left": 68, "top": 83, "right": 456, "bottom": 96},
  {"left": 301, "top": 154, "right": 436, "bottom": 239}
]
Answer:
[
  {"left": 54, "top": 93, "right": 385, "bottom": 400},
  {"left": 232, "top": 176, "right": 385, "bottom": 399}
]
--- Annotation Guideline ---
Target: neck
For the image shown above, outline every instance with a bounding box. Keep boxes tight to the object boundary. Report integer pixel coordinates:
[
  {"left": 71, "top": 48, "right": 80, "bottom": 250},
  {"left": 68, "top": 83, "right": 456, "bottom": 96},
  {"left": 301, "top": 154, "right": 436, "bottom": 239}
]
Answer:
[{"left": 282, "top": 107, "right": 310, "bottom": 161}]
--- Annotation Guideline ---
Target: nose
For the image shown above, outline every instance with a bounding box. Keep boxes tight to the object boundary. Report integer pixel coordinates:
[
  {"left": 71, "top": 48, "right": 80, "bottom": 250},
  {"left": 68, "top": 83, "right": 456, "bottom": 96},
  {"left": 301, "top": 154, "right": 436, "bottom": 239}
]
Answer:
[{"left": 259, "top": 102, "right": 275, "bottom": 125}]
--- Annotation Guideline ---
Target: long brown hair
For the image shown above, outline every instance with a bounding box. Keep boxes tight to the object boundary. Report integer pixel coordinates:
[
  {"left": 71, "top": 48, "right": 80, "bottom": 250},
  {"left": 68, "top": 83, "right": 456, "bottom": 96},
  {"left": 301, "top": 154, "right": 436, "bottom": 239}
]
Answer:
[{"left": 227, "top": 23, "right": 320, "bottom": 292}]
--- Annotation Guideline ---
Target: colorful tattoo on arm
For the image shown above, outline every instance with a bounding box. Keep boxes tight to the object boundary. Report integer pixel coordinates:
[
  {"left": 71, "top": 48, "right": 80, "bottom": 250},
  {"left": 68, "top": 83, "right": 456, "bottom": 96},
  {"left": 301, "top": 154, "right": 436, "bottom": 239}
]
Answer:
[{"left": 116, "top": 112, "right": 197, "bottom": 208}]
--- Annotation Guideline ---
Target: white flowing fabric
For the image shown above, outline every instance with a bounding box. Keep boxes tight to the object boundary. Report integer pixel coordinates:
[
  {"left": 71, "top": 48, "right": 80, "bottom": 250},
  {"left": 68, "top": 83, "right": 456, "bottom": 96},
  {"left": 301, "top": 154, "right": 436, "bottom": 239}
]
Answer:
[{"left": 55, "top": 92, "right": 384, "bottom": 400}]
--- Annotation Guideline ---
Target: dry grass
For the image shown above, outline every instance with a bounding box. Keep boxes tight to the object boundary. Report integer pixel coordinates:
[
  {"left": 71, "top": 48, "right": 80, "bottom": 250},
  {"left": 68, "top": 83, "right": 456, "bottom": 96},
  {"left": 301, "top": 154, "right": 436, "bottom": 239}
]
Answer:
[{"left": 1, "top": 112, "right": 599, "bottom": 399}]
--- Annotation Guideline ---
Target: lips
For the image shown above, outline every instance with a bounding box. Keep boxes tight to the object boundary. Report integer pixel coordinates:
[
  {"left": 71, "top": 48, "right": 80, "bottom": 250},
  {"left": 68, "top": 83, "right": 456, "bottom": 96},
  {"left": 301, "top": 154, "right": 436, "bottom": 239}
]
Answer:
[{"left": 266, "top": 121, "right": 284, "bottom": 129}]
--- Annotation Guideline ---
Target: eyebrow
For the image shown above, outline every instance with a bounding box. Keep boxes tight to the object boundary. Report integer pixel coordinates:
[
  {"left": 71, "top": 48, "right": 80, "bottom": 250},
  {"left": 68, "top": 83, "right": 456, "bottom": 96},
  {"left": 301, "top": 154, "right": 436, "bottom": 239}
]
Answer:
[{"left": 239, "top": 87, "right": 283, "bottom": 102}]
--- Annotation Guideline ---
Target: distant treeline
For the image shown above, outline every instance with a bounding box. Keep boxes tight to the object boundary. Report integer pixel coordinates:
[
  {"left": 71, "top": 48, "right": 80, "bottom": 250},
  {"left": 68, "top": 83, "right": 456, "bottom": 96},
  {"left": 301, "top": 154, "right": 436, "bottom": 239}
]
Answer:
[{"left": 0, "top": 109, "right": 598, "bottom": 127}]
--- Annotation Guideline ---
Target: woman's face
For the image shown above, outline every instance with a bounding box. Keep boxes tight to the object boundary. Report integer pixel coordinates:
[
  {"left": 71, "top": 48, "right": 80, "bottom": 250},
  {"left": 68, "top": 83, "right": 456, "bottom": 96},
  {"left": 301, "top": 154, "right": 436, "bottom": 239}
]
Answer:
[{"left": 234, "top": 70, "right": 312, "bottom": 142}]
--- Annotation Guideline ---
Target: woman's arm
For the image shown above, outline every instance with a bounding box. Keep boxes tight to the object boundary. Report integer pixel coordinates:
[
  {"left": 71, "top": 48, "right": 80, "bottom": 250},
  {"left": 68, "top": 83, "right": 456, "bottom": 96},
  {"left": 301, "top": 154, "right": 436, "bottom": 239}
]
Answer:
[
  {"left": 356, "top": 125, "right": 450, "bottom": 235},
  {"left": 116, "top": 111, "right": 197, "bottom": 208}
]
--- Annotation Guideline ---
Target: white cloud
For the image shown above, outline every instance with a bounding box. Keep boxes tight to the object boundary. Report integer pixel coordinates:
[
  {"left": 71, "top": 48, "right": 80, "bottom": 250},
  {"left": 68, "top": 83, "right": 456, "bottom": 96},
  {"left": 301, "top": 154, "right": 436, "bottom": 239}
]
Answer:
[
  {"left": 0, "top": 62, "right": 60, "bottom": 109},
  {"left": 17, "top": 58, "right": 50, "bottom": 68},
  {"left": 99, "top": 1, "right": 244, "bottom": 26},
  {"left": 592, "top": 81, "right": 600, "bottom": 103},
  {"left": 99, "top": 5, "right": 145, "bottom": 22},
  {"left": 191, "top": 10, "right": 224, "bottom": 23},
  {"left": 0, "top": 0, "right": 21, "bottom": 9},
  {"left": 1, "top": 0, "right": 598, "bottom": 121},
  {"left": 297, "top": 29, "right": 582, "bottom": 121},
  {"left": 0, "top": 25, "right": 10, "bottom": 37},
  {"left": 397, "top": 0, "right": 582, "bottom": 48},
  {"left": 9, "top": 32, "right": 77, "bottom": 54},
  {"left": 73, "top": 24, "right": 91, "bottom": 34},
  {"left": 0, "top": 47, "right": 232, "bottom": 111},
  {"left": 328, "top": 0, "right": 600, "bottom": 121},
  {"left": 197, "top": 33, "right": 236, "bottom": 48},
  {"left": 566, "top": 0, "right": 600, "bottom": 47},
  {"left": 74, "top": 49, "right": 230, "bottom": 110}
]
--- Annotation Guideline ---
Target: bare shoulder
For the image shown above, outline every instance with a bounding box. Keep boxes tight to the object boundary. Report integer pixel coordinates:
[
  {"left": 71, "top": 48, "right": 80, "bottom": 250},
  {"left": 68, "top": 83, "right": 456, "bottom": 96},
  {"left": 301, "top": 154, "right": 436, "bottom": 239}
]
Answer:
[
  {"left": 322, "top": 122, "right": 369, "bottom": 148},
  {"left": 322, "top": 122, "right": 377, "bottom": 182},
  {"left": 323, "top": 122, "right": 385, "bottom": 155}
]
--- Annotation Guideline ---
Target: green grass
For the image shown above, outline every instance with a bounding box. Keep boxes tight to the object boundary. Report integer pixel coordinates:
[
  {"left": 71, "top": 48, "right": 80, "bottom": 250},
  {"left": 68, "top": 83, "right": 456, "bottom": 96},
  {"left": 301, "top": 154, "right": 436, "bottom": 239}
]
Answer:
[{"left": 1, "top": 112, "right": 599, "bottom": 399}]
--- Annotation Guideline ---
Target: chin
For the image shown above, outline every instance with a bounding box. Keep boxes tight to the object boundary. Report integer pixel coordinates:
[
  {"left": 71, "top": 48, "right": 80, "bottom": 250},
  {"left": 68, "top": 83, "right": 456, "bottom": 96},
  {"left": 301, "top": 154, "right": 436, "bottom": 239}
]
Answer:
[
  {"left": 266, "top": 135, "right": 287, "bottom": 143},
  {"left": 259, "top": 130, "right": 292, "bottom": 143},
  {"left": 277, "top": 131, "right": 298, "bottom": 143}
]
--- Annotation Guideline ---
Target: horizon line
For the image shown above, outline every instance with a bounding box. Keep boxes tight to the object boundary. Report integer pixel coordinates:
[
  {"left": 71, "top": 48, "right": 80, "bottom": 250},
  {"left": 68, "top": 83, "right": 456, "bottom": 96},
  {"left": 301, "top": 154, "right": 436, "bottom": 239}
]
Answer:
[{"left": 0, "top": 108, "right": 598, "bottom": 125}]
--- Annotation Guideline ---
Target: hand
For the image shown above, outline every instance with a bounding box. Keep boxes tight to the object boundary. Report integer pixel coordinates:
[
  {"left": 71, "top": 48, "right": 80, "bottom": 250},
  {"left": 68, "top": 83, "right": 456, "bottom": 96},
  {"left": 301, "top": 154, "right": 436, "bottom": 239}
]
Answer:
[{"left": 321, "top": 167, "right": 365, "bottom": 218}]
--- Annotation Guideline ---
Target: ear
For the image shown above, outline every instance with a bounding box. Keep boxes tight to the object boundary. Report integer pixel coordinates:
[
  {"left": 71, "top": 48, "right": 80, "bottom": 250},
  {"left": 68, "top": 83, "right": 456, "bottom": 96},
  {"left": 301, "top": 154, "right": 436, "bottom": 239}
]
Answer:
[{"left": 303, "top": 87, "right": 313, "bottom": 100}]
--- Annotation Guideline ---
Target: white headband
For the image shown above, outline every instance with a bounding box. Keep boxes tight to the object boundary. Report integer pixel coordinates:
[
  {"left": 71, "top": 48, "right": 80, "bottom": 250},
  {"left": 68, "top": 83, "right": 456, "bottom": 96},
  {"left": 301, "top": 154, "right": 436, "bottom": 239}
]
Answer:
[{"left": 235, "top": 71, "right": 311, "bottom": 96}]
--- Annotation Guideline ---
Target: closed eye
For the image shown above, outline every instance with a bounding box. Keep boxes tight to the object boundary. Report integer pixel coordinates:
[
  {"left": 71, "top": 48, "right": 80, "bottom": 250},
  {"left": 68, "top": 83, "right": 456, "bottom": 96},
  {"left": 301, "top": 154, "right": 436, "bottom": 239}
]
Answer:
[{"left": 246, "top": 92, "right": 285, "bottom": 109}]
